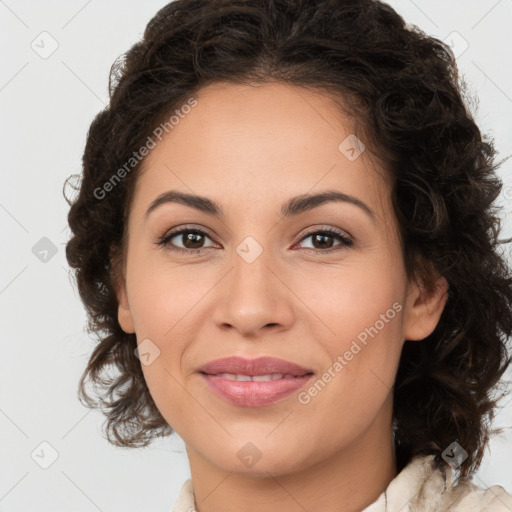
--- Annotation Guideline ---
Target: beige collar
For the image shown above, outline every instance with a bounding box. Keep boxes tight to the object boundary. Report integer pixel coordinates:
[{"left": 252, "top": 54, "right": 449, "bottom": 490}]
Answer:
[{"left": 171, "top": 454, "right": 512, "bottom": 512}]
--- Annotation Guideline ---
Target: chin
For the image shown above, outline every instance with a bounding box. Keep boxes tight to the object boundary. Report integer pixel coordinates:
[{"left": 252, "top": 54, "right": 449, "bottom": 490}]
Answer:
[{"left": 203, "top": 441, "right": 307, "bottom": 477}]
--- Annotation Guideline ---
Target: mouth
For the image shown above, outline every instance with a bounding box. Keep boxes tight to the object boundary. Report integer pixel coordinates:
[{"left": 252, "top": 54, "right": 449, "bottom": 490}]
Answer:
[
  {"left": 199, "top": 371, "right": 313, "bottom": 381},
  {"left": 196, "top": 356, "right": 315, "bottom": 407}
]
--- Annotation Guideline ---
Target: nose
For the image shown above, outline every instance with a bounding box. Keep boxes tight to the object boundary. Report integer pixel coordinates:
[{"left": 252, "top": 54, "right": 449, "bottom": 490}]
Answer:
[{"left": 211, "top": 240, "right": 295, "bottom": 337}]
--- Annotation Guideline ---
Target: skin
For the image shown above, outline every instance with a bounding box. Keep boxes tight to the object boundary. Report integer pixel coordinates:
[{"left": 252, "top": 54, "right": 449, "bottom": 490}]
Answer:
[{"left": 115, "top": 81, "right": 448, "bottom": 512}]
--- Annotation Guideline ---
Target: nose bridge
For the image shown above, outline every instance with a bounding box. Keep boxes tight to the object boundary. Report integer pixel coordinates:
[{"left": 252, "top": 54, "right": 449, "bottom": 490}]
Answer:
[
  {"left": 211, "top": 233, "right": 293, "bottom": 333},
  {"left": 231, "top": 234, "right": 276, "bottom": 302}
]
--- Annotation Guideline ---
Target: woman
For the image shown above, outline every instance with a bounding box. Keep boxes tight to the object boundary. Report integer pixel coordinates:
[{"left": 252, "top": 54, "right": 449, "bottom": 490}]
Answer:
[{"left": 64, "top": 0, "right": 512, "bottom": 510}]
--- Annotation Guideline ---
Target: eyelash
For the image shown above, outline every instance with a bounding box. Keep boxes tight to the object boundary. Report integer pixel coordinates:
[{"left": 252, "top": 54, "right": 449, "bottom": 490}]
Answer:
[{"left": 155, "top": 225, "right": 354, "bottom": 255}]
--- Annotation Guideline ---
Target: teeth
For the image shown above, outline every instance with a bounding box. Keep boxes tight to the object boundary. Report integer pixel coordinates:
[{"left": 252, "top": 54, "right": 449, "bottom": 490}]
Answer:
[
  {"left": 252, "top": 373, "right": 283, "bottom": 381},
  {"left": 215, "top": 373, "right": 297, "bottom": 381}
]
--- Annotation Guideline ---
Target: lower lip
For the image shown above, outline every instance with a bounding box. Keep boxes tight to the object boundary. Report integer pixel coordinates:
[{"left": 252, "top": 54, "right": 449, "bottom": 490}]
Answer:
[{"left": 199, "top": 373, "right": 314, "bottom": 407}]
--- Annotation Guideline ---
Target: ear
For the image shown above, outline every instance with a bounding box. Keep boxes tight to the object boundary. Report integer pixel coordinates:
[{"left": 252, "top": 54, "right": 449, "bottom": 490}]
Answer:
[
  {"left": 110, "top": 248, "right": 135, "bottom": 334},
  {"left": 116, "top": 277, "right": 135, "bottom": 334},
  {"left": 403, "top": 272, "right": 449, "bottom": 341}
]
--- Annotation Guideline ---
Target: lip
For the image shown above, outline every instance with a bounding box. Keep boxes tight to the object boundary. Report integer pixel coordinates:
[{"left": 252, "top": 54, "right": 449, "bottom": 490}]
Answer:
[
  {"left": 197, "top": 356, "right": 315, "bottom": 407},
  {"left": 200, "top": 373, "right": 314, "bottom": 407},
  {"left": 198, "top": 356, "right": 313, "bottom": 376}
]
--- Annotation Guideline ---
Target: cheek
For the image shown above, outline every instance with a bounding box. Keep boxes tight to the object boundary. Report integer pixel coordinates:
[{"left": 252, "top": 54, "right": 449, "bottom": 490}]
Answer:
[
  {"left": 126, "top": 257, "right": 207, "bottom": 400},
  {"left": 125, "top": 252, "right": 201, "bottom": 337},
  {"left": 304, "top": 260, "right": 404, "bottom": 334},
  {"left": 304, "top": 263, "right": 405, "bottom": 384},
  {"left": 303, "top": 297, "right": 404, "bottom": 435}
]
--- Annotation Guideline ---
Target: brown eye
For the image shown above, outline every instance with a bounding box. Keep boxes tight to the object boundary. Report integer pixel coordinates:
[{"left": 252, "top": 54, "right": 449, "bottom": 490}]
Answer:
[
  {"left": 157, "top": 227, "right": 216, "bottom": 253},
  {"left": 297, "top": 229, "right": 353, "bottom": 252}
]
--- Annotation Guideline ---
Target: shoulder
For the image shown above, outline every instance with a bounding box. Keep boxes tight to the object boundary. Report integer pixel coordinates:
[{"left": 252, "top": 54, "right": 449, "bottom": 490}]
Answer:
[
  {"left": 171, "top": 478, "right": 195, "bottom": 512},
  {"left": 364, "top": 454, "right": 512, "bottom": 512},
  {"left": 407, "top": 455, "right": 512, "bottom": 512},
  {"left": 447, "top": 480, "right": 512, "bottom": 511}
]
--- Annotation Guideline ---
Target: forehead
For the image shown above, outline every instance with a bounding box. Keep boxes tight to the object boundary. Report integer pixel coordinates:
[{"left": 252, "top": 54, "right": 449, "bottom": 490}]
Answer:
[{"left": 132, "top": 81, "right": 389, "bottom": 221}]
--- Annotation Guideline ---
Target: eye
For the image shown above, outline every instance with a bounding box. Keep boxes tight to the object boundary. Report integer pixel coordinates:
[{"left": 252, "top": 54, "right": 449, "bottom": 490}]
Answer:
[
  {"left": 295, "top": 228, "right": 353, "bottom": 253},
  {"left": 156, "top": 226, "right": 217, "bottom": 254}
]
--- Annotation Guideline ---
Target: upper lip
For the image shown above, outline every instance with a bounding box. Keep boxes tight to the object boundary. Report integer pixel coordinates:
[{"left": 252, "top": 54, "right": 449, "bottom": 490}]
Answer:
[{"left": 198, "top": 356, "right": 314, "bottom": 376}]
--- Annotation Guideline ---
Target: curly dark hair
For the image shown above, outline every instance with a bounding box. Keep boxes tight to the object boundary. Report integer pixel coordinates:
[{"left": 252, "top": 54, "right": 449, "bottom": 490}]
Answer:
[{"left": 64, "top": 0, "right": 512, "bottom": 478}]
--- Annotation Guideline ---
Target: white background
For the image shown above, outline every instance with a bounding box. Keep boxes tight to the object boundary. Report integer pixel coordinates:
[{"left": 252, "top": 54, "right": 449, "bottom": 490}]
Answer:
[{"left": 1, "top": 1, "right": 511, "bottom": 511}]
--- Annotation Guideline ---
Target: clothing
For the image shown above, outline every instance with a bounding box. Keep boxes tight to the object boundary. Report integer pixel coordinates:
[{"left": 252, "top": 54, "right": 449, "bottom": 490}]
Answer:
[{"left": 171, "top": 454, "right": 512, "bottom": 511}]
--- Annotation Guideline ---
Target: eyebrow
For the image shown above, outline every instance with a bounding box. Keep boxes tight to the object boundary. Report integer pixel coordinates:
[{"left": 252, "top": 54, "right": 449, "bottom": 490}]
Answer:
[{"left": 145, "top": 189, "right": 376, "bottom": 223}]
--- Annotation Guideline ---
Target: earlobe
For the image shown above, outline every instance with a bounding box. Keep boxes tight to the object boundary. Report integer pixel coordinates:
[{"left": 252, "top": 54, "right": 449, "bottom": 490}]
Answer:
[{"left": 403, "top": 274, "right": 449, "bottom": 341}]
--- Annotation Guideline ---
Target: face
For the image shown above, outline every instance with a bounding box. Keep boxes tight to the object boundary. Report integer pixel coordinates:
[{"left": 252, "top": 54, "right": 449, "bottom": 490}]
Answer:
[{"left": 115, "top": 81, "right": 447, "bottom": 477}]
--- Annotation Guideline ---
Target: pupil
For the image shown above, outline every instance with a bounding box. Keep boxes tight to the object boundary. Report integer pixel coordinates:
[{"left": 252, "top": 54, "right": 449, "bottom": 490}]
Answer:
[
  {"left": 314, "top": 234, "right": 333, "bottom": 249},
  {"left": 184, "top": 232, "right": 203, "bottom": 249}
]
